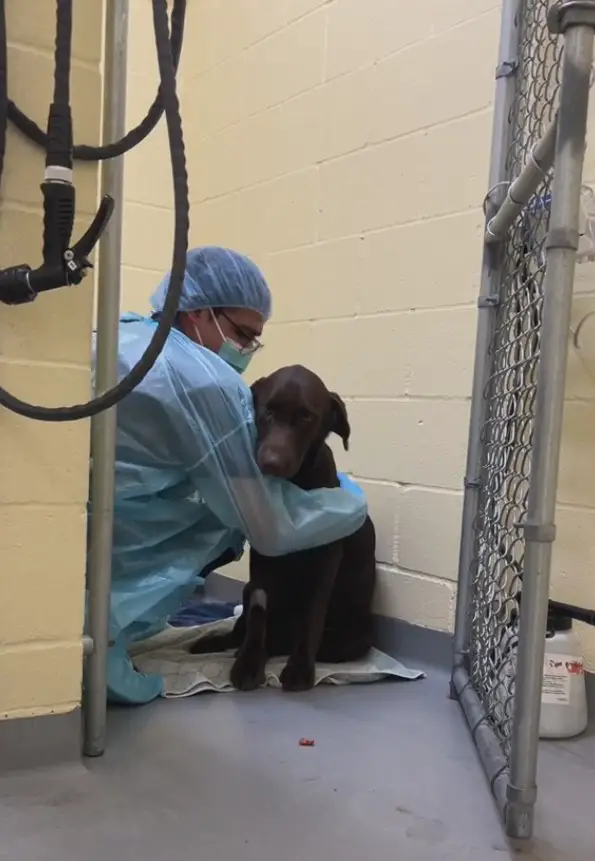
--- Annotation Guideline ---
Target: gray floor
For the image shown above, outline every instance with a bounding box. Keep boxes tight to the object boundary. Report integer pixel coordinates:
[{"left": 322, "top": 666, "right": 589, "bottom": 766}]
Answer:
[{"left": 0, "top": 665, "right": 593, "bottom": 860}]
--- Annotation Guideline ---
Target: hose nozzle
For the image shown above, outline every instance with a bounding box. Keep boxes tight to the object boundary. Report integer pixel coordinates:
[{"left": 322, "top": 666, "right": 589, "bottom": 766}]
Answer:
[{"left": 0, "top": 194, "right": 114, "bottom": 305}]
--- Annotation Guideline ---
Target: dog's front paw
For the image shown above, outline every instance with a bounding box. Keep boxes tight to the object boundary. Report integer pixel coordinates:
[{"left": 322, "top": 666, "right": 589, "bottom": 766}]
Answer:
[
  {"left": 280, "top": 660, "right": 315, "bottom": 692},
  {"left": 230, "top": 651, "right": 266, "bottom": 691}
]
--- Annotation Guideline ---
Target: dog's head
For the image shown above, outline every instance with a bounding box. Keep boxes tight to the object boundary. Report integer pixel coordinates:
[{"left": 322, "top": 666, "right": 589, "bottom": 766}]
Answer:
[{"left": 251, "top": 365, "right": 350, "bottom": 479}]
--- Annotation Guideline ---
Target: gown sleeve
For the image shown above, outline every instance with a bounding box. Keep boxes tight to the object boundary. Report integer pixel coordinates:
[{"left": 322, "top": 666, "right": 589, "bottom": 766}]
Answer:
[{"left": 157, "top": 332, "right": 368, "bottom": 556}]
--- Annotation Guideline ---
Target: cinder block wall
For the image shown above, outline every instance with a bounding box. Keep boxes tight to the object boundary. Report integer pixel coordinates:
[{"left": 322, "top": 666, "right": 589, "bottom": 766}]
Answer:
[
  {"left": 181, "top": 0, "right": 498, "bottom": 631},
  {"left": 555, "top": 117, "right": 595, "bottom": 668},
  {"left": 0, "top": 3, "right": 102, "bottom": 718},
  {"left": 117, "top": 1, "right": 595, "bottom": 668},
  {"left": 178, "top": 0, "right": 595, "bottom": 668},
  {"left": 120, "top": 0, "right": 177, "bottom": 312}
]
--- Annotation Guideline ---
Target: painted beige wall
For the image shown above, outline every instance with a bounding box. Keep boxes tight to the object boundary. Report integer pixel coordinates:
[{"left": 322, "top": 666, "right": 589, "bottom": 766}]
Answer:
[
  {"left": 0, "top": 2, "right": 102, "bottom": 718},
  {"left": 180, "top": 0, "right": 497, "bottom": 624},
  {"left": 179, "top": 0, "right": 595, "bottom": 668},
  {"left": 121, "top": 0, "right": 180, "bottom": 312},
  {"left": 121, "top": 1, "right": 595, "bottom": 668},
  {"left": 557, "top": 128, "right": 595, "bottom": 668}
]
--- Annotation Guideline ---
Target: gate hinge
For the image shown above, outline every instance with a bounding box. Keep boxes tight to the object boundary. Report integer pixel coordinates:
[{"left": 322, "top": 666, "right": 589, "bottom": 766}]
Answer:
[
  {"left": 478, "top": 295, "right": 500, "bottom": 309},
  {"left": 548, "top": 0, "right": 595, "bottom": 34},
  {"left": 496, "top": 60, "right": 518, "bottom": 79},
  {"left": 518, "top": 520, "right": 556, "bottom": 543}
]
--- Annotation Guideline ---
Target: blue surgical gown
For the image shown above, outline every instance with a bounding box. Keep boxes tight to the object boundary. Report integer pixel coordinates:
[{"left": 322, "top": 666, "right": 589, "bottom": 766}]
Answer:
[{"left": 93, "top": 314, "right": 367, "bottom": 704}]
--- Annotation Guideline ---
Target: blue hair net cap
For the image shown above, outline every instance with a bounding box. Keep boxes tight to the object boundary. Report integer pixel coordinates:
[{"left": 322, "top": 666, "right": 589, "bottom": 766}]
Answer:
[{"left": 151, "top": 246, "right": 272, "bottom": 320}]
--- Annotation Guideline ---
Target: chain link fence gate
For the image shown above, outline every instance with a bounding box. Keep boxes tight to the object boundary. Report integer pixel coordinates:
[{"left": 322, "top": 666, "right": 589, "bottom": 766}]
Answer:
[{"left": 450, "top": 0, "right": 595, "bottom": 841}]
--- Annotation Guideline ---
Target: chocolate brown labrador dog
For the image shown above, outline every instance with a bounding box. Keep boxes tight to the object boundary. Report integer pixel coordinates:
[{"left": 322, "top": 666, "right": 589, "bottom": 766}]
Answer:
[{"left": 190, "top": 364, "right": 376, "bottom": 692}]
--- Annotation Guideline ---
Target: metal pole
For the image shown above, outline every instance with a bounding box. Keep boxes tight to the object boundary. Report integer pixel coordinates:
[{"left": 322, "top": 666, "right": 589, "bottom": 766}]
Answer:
[
  {"left": 451, "top": 0, "right": 521, "bottom": 684},
  {"left": 83, "top": 0, "right": 129, "bottom": 757},
  {"left": 452, "top": 666, "right": 509, "bottom": 814},
  {"left": 485, "top": 117, "right": 558, "bottom": 244},
  {"left": 505, "top": 7, "right": 595, "bottom": 840}
]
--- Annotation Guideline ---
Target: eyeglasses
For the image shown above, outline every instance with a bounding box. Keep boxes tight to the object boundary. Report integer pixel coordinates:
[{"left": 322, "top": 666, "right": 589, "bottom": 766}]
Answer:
[{"left": 217, "top": 310, "right": 264, "bottom": 354}]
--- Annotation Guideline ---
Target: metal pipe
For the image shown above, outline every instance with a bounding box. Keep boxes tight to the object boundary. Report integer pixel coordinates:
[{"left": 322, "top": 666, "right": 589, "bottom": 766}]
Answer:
[
  {"left": 506, "top": 18, "right": 595, "bottom": 841},
  {"left": 452, "top": 666, "right": 509, "bottom": 813},
  {"left": 485, "top": 117, "right": 558, "bottom": 245},
  {"left": 83, "top": 0, "right": 129, "bottom": 758},
  {"left": 451, "top": 0, "right": 521, "bottom": 684}
]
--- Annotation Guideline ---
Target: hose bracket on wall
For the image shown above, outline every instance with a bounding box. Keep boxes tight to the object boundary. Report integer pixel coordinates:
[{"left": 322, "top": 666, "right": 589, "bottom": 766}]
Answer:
[{"left": 0, "top": 194, "right": 114, "bottom": 305}]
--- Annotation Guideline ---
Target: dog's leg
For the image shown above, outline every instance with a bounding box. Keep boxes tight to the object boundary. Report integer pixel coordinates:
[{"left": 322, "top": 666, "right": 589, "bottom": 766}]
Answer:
[
  {"left": 280, "top": 545, "right": 342, "bottom": 692},
  {"left": 230, "top": 587, "right": 268, "bottom": 691}
]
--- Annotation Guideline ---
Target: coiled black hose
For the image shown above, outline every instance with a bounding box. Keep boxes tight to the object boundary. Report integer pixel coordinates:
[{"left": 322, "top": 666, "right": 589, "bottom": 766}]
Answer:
[
  {"left": 0, "top": 0, "right": 189, "bottom": 420},
  {"left": 8, "top": 0, "right": 186, "bottom": 161}
]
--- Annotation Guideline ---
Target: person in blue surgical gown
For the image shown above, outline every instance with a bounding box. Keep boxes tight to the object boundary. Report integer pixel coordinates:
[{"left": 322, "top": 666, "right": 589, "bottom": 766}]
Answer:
[{"left": 97, "top": 246, "right": 367, "bottom": 704}]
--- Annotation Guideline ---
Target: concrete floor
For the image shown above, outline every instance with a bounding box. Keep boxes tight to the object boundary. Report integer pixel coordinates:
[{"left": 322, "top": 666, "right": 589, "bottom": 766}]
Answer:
[{"left": 0, "top": 666, "right": 593, "bottom": 861}]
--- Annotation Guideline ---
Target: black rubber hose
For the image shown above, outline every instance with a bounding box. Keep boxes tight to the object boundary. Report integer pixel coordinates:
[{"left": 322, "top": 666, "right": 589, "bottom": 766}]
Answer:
[
  {"left": 7, "top": 0, "right": 185, "bottom": 162},
  {"left": 0, "top": 0, "right": 189, "bottom": 420},
  {"left": 44, "top": 0, "right": 73, "bottom": 171},
  {"left": 54, "top": 0, "right": 71, "bottom": 111}
]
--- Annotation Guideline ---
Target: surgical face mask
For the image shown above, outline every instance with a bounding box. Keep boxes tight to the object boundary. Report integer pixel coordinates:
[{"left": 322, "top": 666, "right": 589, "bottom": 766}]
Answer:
[
  {"left": 217, "top": 339, "right": 254, "bottom": 374},
  {"left": 193, "top": 311, "right": 256, "bottom": 374}
]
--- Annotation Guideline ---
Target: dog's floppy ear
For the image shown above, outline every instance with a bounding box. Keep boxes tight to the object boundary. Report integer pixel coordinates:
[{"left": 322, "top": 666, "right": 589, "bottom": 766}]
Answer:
[
  {"left": 250, "top": 377, "right": 266, "bottom": 408},
  {"left": 329, "top": 392, "right": 350, "bottom": 451}
]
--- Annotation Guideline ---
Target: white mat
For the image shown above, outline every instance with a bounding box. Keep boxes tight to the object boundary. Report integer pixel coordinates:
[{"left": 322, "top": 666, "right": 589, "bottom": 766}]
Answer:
[{"left": 130, "top": 617, "right": 425, "bottom": 697}]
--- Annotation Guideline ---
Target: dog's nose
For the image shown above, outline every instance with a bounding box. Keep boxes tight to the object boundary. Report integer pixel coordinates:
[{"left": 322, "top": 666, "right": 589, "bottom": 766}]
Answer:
[{"left": 257, "top": 448, "right": 289, "bottom": 477}]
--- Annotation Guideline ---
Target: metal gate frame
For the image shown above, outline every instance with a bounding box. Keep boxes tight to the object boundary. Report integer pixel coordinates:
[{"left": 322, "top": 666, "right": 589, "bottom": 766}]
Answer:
[
  {"left": 450, "top": 0, "right": 595, "bottom": 841},
  {"left": 84, "top": 0, "right": 129, "bottom": 758}
]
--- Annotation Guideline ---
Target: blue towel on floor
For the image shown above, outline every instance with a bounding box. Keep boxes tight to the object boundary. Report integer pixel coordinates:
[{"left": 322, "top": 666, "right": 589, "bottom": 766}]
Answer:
[{"left": 168, "top": 598, "right": 237, "bottom": 628}]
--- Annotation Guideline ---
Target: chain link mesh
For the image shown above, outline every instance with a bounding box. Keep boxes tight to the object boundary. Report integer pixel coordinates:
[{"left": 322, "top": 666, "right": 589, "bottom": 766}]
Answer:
[{"left": 468, "top": 0, "right": 562, "bottom": 758}]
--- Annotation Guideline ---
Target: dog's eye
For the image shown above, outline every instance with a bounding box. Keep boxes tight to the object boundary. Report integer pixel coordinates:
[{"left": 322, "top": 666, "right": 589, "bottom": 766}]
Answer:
[
  {"left": 297, "top": 410, "right": 313, "bottom": 423},
  {"left": 263, "top": 408, "right": 275, "bottom": 422}
]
